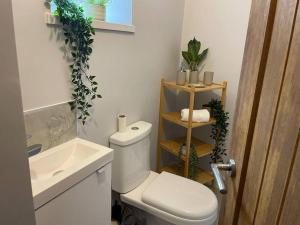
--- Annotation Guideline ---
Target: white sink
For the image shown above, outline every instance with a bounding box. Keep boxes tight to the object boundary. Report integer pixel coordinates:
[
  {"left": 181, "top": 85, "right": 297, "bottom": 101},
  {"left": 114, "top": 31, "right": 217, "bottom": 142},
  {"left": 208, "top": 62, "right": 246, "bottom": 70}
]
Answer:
[{"left": 29, "top": 138, "right": 113, "bottom": 209}]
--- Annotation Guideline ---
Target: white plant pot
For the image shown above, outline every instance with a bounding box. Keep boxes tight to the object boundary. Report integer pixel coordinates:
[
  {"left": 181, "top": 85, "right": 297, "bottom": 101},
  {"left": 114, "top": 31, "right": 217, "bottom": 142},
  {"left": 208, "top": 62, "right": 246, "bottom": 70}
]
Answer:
[
  {"left": 85, "top": 4, "right": 106, "bottom": 21},
  {"left": 189, "top": 71, "right": 199, "bottom": 83}
]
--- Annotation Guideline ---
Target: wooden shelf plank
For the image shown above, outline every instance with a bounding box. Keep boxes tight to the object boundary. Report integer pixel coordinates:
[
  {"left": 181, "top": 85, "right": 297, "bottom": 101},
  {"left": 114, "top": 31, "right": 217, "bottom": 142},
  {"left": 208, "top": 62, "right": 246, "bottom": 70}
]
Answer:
[
  {"left": 163, "top": 81, "right": 225, "bottom": 93},
  {"left": 162, "top": 112, "right": 215, "bottom": 128},
  {"left": 160, "top": 137, "right": 213, "bottom": 161},
  {"left": 160, "top": 164, "right": 214, "bottom": 185}
]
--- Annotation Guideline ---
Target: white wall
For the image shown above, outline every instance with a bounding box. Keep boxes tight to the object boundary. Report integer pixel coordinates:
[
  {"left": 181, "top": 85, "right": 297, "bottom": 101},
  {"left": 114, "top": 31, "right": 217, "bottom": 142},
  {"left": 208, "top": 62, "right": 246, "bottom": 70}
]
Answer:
[
  {"left": 181, "top": 0, "right": 251, "bottom": 143},
  {"left": 0, "top": 0, "right": 36, "bottom": 224},
  {"left": 12, "top": 0, "right": 72, "bottom": 111},
  {"left": 12, "top": 0, "right": 185, "bottom": 168}
]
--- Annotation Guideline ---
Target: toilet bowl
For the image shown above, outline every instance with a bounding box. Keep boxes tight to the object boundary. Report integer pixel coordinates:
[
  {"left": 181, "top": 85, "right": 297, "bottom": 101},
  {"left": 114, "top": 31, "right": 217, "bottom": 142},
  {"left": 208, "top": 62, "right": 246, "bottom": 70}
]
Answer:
[{"left": 110, "top": 121, "right": 218, "bottom": 225}]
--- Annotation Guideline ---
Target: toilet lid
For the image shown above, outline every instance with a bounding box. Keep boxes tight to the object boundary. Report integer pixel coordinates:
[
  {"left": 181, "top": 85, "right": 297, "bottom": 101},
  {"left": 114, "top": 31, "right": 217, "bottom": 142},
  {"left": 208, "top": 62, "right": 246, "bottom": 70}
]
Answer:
[{"left": 141, "top": 172, "right": 218, "bottom": 220}]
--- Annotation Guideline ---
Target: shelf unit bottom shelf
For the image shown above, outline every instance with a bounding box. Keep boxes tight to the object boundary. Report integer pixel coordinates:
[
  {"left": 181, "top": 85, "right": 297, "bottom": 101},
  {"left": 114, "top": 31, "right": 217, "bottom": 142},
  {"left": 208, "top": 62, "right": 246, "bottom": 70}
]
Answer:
[{"left": 160, "top": 163, "right": 214, "bottom": 185}]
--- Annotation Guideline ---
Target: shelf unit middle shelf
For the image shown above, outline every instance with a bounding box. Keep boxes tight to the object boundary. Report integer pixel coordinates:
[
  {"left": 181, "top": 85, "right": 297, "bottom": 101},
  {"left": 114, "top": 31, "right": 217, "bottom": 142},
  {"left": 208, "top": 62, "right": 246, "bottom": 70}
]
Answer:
[
  {"left": 157, "top": 79, "right": 227, "bottom": 185},
  {"left": 162, "top": 112, "right": 216, "bottom": 128}
]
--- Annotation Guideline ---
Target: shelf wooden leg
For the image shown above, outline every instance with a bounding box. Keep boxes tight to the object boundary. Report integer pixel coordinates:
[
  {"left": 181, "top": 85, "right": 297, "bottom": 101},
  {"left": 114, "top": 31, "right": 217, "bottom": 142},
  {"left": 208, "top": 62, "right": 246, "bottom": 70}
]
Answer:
[
  {"left": 221, "top": 81, "right": 227, "bottom": 109},
  {"left": 184, "top": 87, "right": 195, "bottom": 177},
  {"left": 156, "top": 79, "right": 165, "bottom": 172}
]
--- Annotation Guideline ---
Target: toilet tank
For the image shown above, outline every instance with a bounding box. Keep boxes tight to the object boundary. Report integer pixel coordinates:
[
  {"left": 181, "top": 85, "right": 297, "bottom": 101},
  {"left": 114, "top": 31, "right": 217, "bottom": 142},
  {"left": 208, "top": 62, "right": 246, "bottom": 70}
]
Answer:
[{"left": 109, "top": 121, "right": 152, "bottom": 194}]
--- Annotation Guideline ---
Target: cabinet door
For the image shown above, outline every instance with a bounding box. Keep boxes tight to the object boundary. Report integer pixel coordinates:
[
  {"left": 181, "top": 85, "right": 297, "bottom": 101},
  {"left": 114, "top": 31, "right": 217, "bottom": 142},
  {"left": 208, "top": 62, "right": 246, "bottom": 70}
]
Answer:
[{"left": 35, "top": 164, "right": 111, "bottom": 225}]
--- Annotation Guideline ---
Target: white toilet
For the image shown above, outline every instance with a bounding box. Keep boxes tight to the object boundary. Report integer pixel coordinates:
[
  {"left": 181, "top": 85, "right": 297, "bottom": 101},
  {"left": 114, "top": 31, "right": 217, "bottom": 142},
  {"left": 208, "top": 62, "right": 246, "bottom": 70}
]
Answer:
[{"left": 110, "top": 121, "right": 218, "bottom": 225}]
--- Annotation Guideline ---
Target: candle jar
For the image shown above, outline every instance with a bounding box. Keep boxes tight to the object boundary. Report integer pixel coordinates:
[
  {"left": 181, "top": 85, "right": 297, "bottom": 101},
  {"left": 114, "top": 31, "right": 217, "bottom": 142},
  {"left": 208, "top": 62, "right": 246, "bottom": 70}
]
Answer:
[
  {"left": 204, "top": 71, "right": 214, "bottom": 85},
  {"left": 176, "top": 70, "right": 186, "bottom": 86}
]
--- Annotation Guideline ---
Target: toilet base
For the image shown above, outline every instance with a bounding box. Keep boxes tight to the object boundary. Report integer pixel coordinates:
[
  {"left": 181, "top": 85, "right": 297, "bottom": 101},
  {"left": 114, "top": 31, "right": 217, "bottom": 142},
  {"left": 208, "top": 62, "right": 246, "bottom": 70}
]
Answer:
[
  {"left": 120, "top": 202, "right": 173, "bottom": 225},
  {"left": 121, "top": 204, "right": 215, "bottom": 225},
  {"left": 145, "top": 212, "right": 173, "bottom": 225}
]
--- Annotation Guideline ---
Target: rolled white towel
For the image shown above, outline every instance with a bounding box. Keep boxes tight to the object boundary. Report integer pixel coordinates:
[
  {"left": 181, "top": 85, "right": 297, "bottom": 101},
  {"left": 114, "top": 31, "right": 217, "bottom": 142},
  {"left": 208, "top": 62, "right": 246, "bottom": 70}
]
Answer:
[{"left": 181, "top": 109, "right": 210, "bottom": 122}]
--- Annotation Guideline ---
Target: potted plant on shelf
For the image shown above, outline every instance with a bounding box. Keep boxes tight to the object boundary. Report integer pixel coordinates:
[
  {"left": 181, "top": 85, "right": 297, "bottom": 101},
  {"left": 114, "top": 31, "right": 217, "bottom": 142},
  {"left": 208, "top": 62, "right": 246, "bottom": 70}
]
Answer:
[
  {"left": 85, "top": 0, "right": 111, "bottom": 21},
  {"left": 182, "top": 38, "right": 208, "bottom": 84}
]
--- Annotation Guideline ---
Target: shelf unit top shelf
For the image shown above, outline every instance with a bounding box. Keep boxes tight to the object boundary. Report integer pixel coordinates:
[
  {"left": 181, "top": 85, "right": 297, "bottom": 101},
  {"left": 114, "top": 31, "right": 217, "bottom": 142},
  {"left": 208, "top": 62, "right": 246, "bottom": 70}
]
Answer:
[
  {"left": 163, "top": 81, "right": 226, "bottom": 93},
  {"left": 162, "top": 112, "right": 216, "bottom": 128},
  {"left": 160, "top": 137, "right": 213, "bottom": 161},
  {"left": 160, "top": 164, "right": 214, "bottom": 185}
]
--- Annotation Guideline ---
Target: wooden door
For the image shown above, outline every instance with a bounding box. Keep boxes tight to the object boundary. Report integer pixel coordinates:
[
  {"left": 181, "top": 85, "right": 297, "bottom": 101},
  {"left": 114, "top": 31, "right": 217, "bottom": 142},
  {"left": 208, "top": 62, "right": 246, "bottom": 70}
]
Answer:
[{"left": 219, "top": 0, "right": 300, "bottom": 224}]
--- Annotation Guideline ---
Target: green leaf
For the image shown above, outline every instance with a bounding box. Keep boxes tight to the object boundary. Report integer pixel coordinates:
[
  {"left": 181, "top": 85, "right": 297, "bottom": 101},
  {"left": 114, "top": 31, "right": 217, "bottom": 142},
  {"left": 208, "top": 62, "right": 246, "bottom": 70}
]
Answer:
[
  {"left": 182, "top": 51, "right": 191, "bottom": 64},
  {"left": 188, "top": 38, "right": 201, "bottom": 56},
  {"left": 197, "top": 48, "right": 208, "bottom": 66}
]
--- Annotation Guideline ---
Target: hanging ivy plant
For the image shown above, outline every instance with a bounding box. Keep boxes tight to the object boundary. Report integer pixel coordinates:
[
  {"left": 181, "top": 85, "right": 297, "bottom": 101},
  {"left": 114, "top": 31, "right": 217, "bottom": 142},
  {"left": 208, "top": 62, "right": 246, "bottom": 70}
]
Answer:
[
  {"left": 52, "top": 0, "right": 102, "bottom": 124},
  {"left": 204, "top": 99, "right": 229, "bottom": 163}
]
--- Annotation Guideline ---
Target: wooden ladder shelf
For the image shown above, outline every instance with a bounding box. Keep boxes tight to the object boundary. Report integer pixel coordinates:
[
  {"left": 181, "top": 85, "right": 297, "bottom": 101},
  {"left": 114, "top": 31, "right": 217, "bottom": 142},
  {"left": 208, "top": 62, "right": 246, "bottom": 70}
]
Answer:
[{"left": 156, "top": 79, "right": 227, "bottom": 185}]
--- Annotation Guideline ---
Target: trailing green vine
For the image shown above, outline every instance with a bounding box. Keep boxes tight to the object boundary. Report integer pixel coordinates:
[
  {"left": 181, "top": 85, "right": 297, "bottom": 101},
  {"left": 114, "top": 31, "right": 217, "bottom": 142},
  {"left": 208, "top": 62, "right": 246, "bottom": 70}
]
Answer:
[
  {"left": 188, "top": 145, "right": 199, "bottom": 179},
  {"left": 204, "top": 99, "right": 229, "bottom": 163},
  {"left": 52, "top": 0, "right": 101, "bottom": 124}
]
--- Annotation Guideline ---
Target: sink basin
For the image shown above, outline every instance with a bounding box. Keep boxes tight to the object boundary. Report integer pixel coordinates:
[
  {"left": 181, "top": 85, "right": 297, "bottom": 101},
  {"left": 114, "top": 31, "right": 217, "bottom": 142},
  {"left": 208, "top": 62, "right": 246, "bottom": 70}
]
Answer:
[{"left": 29, "top": 138, "right": 113, "bottom": 209}]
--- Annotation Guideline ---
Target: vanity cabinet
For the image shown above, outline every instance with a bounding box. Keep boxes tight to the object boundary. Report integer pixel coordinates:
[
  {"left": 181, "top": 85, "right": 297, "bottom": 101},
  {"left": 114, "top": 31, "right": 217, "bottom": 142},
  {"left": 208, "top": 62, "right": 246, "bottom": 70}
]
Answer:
[{"left": 35, "top": 163, "right": 112, "bottom": 225}]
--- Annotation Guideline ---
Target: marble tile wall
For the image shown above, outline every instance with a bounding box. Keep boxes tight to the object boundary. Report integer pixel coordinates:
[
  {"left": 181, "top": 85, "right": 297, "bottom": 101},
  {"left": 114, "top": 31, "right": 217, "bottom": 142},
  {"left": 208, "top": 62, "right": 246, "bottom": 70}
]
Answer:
[{"left": 24, "top": 102, "right": 77, "bottom": 151}]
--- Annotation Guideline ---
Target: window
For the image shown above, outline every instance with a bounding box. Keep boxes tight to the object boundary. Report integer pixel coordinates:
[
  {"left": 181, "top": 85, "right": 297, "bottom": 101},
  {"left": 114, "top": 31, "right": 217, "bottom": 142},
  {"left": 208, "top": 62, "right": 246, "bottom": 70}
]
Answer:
[
  {"left": 50, "top": 0, "right": 132, "bottom": 26},
  {"left": 106, "top": 0, "right": 132, "bottom": 25}
]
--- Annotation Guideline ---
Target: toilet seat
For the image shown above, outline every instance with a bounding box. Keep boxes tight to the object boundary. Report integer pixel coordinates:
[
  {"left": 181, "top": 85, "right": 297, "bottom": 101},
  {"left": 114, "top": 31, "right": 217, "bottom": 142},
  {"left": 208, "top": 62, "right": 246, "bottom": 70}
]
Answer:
[
  {"left": 142, "top": 172, "right": 218, "bottom": 221},
  {"left": 121, "top": 171, "right": 218, "bottom": 225}
]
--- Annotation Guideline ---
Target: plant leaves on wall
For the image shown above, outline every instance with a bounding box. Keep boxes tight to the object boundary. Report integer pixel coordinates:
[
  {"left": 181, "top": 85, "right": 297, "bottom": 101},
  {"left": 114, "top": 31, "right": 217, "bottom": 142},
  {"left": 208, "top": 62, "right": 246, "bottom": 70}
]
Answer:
[{"left": 52, "top": 0, "right": 102, "bottom": 124}]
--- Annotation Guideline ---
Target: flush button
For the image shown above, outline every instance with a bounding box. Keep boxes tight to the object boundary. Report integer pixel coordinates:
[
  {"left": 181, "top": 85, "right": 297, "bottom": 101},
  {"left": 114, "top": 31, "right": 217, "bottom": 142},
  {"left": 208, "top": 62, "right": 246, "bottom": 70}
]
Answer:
[{"left": 131, "top": 127, "right": 139, "bottom": 130}]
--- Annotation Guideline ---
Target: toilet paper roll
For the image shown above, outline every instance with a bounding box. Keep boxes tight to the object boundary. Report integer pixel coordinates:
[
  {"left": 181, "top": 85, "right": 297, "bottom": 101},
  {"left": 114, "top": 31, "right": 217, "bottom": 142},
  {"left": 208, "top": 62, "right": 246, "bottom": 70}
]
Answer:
[
  {"left": 118, "top": 114, "right": 127, "bottom": 132},
  {"left": 180, "top": 109, "right": 210, "bottom": 122}
]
